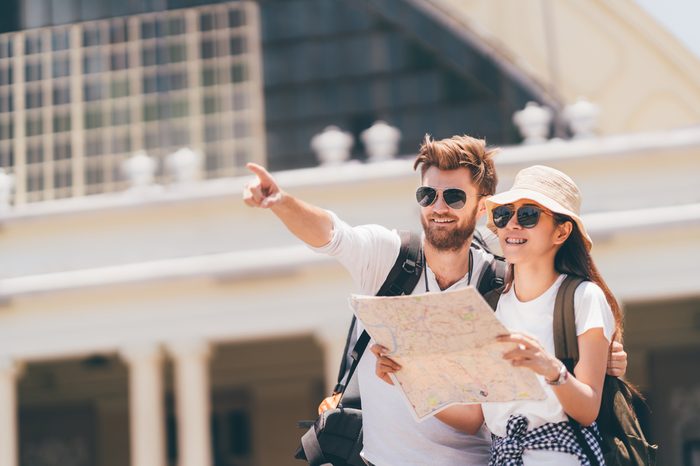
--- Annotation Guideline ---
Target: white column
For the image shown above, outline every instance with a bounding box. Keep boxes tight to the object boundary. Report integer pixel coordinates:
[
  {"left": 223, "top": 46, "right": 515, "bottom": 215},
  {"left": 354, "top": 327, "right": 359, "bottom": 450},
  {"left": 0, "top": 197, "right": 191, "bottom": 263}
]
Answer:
[
  {"left": 167, "top": 340, "right": 212, "bottom": 466},
  {"left": 0, "top": 356, "right": 21, "bottom": 466},
  {"left": 120, "top": 344, "right": 166, "bottom": 466}
]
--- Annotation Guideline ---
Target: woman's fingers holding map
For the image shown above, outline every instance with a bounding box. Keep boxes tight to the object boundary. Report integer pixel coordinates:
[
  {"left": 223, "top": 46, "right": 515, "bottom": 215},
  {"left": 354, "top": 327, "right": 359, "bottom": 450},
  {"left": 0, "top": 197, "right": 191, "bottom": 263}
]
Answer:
[
  {"left": 499, "top": 333, "right": 541, "bottom": 364},
  {"left": 497, "top": 333, "right": 561, "bottom": 378}
]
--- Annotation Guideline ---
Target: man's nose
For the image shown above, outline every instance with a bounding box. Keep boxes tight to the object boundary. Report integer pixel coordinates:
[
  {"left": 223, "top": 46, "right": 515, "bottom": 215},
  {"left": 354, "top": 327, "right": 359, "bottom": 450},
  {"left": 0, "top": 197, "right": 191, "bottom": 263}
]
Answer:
[{"left": 432, "top": 193, "right": 450, "bottom": 213}]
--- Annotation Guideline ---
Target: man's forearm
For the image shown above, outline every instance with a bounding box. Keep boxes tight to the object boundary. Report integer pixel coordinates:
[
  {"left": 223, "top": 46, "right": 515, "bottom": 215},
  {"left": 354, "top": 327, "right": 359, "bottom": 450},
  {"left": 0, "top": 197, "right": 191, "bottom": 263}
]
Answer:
[{"left": 270, "top": 193, "right": 334, "bottom": 247}]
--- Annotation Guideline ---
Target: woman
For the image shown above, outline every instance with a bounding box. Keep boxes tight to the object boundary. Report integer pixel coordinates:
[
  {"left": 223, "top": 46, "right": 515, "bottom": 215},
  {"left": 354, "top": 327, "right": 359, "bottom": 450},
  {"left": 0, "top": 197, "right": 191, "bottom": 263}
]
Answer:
[{"left": 374, "top": 165, "right": 620, "bottom": 465}]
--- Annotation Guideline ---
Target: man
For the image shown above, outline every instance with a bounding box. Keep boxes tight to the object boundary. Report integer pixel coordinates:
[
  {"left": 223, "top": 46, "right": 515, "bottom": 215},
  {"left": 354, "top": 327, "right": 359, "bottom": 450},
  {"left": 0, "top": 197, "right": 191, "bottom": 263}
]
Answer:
[{"left": 243, "top": 134, "right": 627, "bottom": 466}]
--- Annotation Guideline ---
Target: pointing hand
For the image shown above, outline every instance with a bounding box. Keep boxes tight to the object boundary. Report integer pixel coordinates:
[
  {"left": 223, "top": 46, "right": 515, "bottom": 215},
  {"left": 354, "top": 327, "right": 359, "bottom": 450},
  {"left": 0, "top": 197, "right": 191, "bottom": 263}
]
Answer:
[{"left": 243, "top": 163, "right": 283, "bottom": 208}]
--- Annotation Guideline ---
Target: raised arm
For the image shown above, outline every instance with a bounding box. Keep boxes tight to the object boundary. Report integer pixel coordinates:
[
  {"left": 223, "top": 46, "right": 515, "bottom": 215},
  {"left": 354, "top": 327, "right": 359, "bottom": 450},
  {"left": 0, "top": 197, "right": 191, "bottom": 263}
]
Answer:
[{"left": 243, "top": 163, "right": 333, "bottom": 247}]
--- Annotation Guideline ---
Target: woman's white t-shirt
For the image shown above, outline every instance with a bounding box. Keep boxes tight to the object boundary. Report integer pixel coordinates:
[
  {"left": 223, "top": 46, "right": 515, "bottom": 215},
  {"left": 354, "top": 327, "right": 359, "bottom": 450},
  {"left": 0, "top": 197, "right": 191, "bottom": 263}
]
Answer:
[{"left": 481, "top": 274, "right": 616, "bottom": 466}]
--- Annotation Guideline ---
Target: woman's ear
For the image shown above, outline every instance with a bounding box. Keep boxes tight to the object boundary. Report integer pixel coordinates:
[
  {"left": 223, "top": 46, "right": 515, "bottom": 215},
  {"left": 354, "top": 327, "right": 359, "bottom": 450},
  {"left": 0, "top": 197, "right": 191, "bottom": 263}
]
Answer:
[{"left": 553, "top": 220, "right": 573, "bottom": 245}]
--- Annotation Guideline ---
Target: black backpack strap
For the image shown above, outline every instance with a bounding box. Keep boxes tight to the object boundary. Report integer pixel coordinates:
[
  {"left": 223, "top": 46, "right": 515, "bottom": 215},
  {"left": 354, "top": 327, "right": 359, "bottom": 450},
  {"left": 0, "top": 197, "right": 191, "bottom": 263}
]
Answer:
[
  {"left": 471, "top": 229, "right": 506, "bottom": 296},
  {"left": 334, "top": 230, "right": 423, "bottom": 397},
  {"left": 335, "top": 316, "right": 359, "bottom": 388},
  {"left": 475, "top": 253, "right": 506, "bottom": 296},
  {"left": 470, "top": 233, "right": 507, "bottom": 310},
  {"left": 376, "top": 230, "right": 423, "bottom": 297},
  {"left": 482, "top": 285, "right": 504, "bottom": 311},
  {"left": 568, "top": 417, "right": 602, "bottom": 466}
]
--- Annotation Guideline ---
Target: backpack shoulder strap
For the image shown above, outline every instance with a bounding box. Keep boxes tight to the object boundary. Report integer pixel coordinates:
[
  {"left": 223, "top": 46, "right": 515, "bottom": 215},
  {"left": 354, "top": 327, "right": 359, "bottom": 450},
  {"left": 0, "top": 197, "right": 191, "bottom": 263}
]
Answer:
[
  {"left": 482, "top": 285, "right": 505, "bottom": 311},
  {"left": 553, "top": 275, "right": 587, "bottom": 371},
  {"left": 376, "top": 230, "right": 423, "bottom": 297},
  {"left": 471, "top": 229, "right": 506, "bottom": 296},
  {"left": 475, "top": 252, "right": 506, "bottom": 296},
  {"left": 335, "top": 230, "right": 423, "bottom": 395}
]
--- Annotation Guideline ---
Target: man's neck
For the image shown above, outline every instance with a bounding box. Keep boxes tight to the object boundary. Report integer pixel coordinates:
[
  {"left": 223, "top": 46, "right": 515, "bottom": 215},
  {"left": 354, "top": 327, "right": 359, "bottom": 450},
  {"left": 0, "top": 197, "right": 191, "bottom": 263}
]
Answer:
[{"left": 423, "top": 236, "right": 472, "bottom": 291}]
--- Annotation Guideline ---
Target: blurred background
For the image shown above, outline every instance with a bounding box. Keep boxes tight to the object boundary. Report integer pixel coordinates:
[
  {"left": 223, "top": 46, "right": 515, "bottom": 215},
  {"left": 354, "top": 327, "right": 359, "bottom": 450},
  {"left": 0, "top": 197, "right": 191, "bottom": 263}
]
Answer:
[{"left": 0, "top": 1, "right": 698, "bottom": 465}]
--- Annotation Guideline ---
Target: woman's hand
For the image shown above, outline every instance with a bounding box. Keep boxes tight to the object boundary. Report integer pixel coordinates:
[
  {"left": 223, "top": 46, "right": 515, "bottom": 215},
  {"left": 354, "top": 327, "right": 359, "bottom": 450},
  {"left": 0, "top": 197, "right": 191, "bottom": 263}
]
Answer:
[
  {"left": 497, "top": 333, "right": 562, "bottom": 382},
  {"left": 370, "top": 344, "right": 401, "bottom": 385}
]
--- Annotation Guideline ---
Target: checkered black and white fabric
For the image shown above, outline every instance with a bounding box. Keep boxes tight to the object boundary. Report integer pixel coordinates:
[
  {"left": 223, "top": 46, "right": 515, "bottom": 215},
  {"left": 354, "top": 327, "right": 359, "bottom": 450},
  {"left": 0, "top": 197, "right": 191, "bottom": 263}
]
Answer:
[{"left": 489, "top": 414, "right": 605, "bottom": 466}]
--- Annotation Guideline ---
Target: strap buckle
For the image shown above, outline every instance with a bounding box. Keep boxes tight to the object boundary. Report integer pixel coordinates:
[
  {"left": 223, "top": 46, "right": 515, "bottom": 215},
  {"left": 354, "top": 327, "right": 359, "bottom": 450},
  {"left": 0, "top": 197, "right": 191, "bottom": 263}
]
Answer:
[{"left": 402, "top": 258, "right": 417, "bottom": 274}]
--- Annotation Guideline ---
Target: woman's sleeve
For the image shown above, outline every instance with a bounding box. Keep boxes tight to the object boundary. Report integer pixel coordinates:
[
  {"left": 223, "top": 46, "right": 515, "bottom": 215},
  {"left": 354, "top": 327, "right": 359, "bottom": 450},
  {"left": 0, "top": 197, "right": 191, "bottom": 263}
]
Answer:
[{"left": 574, "top": 281, "right": 616, "bottom": 343}]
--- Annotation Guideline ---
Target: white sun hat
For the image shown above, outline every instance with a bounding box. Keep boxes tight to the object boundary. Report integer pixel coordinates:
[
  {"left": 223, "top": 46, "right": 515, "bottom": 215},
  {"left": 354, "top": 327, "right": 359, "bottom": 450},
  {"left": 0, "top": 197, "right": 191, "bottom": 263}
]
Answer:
[{"left": 485, "top": 165, "right": 592, "bottom": 250}]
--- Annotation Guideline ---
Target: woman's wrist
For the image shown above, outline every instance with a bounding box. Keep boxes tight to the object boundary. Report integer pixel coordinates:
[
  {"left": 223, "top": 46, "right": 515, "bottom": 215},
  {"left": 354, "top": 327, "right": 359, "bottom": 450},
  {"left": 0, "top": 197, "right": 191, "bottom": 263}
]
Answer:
[
  {"left": 545, "top": 360, "right": 569, "bottom": 385},
  {"left": 544, "top": 359, "right": 563, "bottom": 383}
]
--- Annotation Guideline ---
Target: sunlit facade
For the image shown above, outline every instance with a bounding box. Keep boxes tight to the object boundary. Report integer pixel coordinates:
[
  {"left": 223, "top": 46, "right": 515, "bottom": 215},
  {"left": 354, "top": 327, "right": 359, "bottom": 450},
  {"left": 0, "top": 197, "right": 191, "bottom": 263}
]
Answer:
[{"left": 1, "top": 1, "right": 700, "bottom": 466}]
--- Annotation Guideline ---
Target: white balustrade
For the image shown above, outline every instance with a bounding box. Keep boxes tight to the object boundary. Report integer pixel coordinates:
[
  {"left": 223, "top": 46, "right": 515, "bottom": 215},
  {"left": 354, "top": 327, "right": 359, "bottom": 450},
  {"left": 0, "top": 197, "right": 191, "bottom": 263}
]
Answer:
[{"left": 311, "top": 126, "right": 354, "bottom": 166}]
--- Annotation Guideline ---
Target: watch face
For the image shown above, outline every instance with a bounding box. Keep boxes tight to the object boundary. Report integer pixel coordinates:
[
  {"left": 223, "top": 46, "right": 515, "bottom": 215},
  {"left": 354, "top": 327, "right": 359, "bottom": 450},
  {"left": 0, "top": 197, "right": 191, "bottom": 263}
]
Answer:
[
  {"left": 558, "top": 366, "right": 568, "bottom": 384},
  {"left": 548, "top": 364, "right": 568, "bottom": 385}
]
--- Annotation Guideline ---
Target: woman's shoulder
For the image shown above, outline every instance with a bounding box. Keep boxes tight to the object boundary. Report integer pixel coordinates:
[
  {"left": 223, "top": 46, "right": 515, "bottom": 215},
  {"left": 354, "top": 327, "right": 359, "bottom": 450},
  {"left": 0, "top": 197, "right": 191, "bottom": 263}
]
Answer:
[
  {"left": 571, "top": 278, "right": 607, "bottom": 302},
  {"left": 569, "top": 276, "right": 616, "bottom": 340}
]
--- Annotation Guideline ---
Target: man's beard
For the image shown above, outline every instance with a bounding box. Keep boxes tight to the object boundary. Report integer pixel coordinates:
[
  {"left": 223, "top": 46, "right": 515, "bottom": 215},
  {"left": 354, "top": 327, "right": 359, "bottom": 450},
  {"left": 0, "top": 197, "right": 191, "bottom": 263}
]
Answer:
[{"left": 421, "top": 207, "right": 477, "bottom": 251}]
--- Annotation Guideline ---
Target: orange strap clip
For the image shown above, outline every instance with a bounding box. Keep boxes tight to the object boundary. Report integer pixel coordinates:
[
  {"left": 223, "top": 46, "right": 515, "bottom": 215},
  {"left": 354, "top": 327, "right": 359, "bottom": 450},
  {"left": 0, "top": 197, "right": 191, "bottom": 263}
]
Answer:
[{"left": 317, "top": 392, "right": 342, "bottom": 415}]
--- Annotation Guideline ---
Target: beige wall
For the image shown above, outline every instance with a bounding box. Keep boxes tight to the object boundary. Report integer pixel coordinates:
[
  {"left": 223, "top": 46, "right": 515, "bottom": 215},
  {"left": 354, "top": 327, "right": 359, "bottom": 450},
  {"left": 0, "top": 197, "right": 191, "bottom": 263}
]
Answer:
[{"left": 430, "top": 0, "right": 700, "bottom": 133}]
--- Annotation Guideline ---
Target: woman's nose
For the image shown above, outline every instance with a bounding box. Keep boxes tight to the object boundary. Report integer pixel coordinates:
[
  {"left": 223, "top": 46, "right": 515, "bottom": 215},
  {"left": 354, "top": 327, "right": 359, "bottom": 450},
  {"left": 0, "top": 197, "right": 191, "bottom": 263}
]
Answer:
[{"left": 506, "top": 212, "right": 521, "bottom": 229}]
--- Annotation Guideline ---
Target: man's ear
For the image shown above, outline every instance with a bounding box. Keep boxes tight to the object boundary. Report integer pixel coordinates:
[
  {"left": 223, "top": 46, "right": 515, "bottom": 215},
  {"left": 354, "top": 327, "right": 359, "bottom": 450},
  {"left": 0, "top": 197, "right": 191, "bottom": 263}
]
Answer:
[
  {"left": 476, "top": 198, "right": 488, "bottom": 218},
  {"left": 553, "top": 220, "right": 573, "bottom": 245}
]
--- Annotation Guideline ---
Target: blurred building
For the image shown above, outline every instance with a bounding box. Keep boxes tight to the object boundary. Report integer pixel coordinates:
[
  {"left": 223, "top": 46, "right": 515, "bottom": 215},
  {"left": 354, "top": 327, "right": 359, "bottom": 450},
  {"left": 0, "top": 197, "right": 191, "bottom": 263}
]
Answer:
[{"left": 0, "top": 1, "right": 699, "bottom": 466}]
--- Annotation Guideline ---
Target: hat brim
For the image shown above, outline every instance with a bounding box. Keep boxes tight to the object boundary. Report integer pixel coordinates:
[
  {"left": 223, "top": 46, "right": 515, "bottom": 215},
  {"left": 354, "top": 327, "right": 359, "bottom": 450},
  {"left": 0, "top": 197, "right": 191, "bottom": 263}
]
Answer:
[{"left": 485, "top": 188, "right": 592, "bottom": 250}]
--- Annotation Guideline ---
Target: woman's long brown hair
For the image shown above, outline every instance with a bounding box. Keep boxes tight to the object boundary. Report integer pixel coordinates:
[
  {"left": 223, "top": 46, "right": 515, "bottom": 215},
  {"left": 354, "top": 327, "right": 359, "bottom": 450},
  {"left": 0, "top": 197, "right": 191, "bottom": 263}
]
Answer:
[
  {"left": 502, "top": 215, "right": 624, "bottom": 342},
  {"left": 553, "top": 218, "right": 645, "bottom": 400},
  {"left": 552, "top": 217, "right": 623, "bottom": 342}
]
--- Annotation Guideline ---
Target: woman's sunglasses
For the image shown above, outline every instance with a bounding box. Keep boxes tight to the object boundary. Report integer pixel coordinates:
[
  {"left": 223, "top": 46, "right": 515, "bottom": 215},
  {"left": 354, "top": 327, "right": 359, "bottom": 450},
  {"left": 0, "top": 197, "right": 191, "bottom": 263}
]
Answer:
[
  {"left": 415, "top": 186, "right": 467, "bottom": 209},
  {"left": 491, "top": 204, "right": 552, "bottom": 229}
]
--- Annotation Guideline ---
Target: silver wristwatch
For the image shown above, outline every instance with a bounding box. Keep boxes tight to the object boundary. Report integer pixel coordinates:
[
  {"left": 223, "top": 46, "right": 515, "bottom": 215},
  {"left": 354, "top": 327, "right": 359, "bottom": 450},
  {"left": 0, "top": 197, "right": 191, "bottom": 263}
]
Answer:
[{"left": 546, "top": 363, "right": 569, "bottom": 385}]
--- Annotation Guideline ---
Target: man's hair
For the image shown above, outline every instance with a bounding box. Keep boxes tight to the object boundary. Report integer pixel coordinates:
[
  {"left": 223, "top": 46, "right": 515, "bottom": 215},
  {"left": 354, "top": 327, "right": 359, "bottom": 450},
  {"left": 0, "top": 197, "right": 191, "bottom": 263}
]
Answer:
[{"left": 413, "top": 134, "right": 499, "bottom": 195}]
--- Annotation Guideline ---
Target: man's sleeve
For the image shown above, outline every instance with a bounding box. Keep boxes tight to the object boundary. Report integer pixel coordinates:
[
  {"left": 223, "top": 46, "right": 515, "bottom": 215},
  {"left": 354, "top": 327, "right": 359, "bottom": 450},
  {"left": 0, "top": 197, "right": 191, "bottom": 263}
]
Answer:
[{"left": 309, "top": 211, "right": 402, "bottom": 295}]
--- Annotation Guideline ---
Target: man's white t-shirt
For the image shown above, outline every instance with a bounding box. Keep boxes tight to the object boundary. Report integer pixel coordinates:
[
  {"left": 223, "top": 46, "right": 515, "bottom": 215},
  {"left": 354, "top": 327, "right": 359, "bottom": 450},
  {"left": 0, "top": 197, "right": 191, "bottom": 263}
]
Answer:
[
  {"left": 481, "top": 274, "right": 615, "bottom": 466},
  {"left": 311, "top": 212, "right": 492, "bottom": 466}
]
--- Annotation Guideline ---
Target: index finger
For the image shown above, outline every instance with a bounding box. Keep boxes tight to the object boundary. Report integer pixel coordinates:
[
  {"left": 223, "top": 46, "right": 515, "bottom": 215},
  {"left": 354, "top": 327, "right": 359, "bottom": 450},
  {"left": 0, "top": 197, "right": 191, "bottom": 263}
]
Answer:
[
  {"left": 496, "top": 333, "right": 533, "bottom": 347},
  {"left": 496, "top": 333, "right": 522, "bottom": 343},
  {"left": 246, "top": 162, "right": 274, "bottom": 184}
]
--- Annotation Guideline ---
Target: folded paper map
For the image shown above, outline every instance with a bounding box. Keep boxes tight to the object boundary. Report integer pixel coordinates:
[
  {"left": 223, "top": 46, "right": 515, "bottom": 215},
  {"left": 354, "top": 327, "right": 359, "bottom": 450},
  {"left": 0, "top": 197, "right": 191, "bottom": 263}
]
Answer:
[{"left": 350, "top": 286, "right": 546, "bottom": 421}]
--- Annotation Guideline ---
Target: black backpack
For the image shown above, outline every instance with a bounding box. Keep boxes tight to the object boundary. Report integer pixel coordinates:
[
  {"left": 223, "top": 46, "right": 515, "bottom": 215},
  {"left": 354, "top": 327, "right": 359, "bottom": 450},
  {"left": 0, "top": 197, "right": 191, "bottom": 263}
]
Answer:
[
  {"left": 553, "top": 276, "right": 658, "bottom": 466},
  {"left": 294, "top": 230, "right": 506, "bottom": 466}
]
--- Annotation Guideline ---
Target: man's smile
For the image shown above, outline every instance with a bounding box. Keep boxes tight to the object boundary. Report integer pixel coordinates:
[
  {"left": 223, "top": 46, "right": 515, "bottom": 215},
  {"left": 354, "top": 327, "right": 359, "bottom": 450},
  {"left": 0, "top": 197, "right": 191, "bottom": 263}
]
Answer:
[{"left": 431, "top": 217, "right": 456, "bottom": 224}]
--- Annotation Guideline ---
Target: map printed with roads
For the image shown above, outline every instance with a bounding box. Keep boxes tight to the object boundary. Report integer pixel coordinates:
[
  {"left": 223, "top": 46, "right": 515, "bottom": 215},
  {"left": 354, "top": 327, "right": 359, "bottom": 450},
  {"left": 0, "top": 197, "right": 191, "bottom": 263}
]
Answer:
[{"left": 350, "top": 287, "right": 546, "bottom": 421}]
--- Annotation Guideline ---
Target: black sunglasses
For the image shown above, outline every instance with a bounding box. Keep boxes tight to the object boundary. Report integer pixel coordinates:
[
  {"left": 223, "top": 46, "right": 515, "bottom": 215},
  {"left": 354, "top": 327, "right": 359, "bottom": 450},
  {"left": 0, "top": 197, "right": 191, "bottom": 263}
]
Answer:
[
  {"left": 416, "top": 186, "right": 468, "bottom": 209},
  {"left": 492, "top": 204, "right": 553, "bottom": 229}
]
